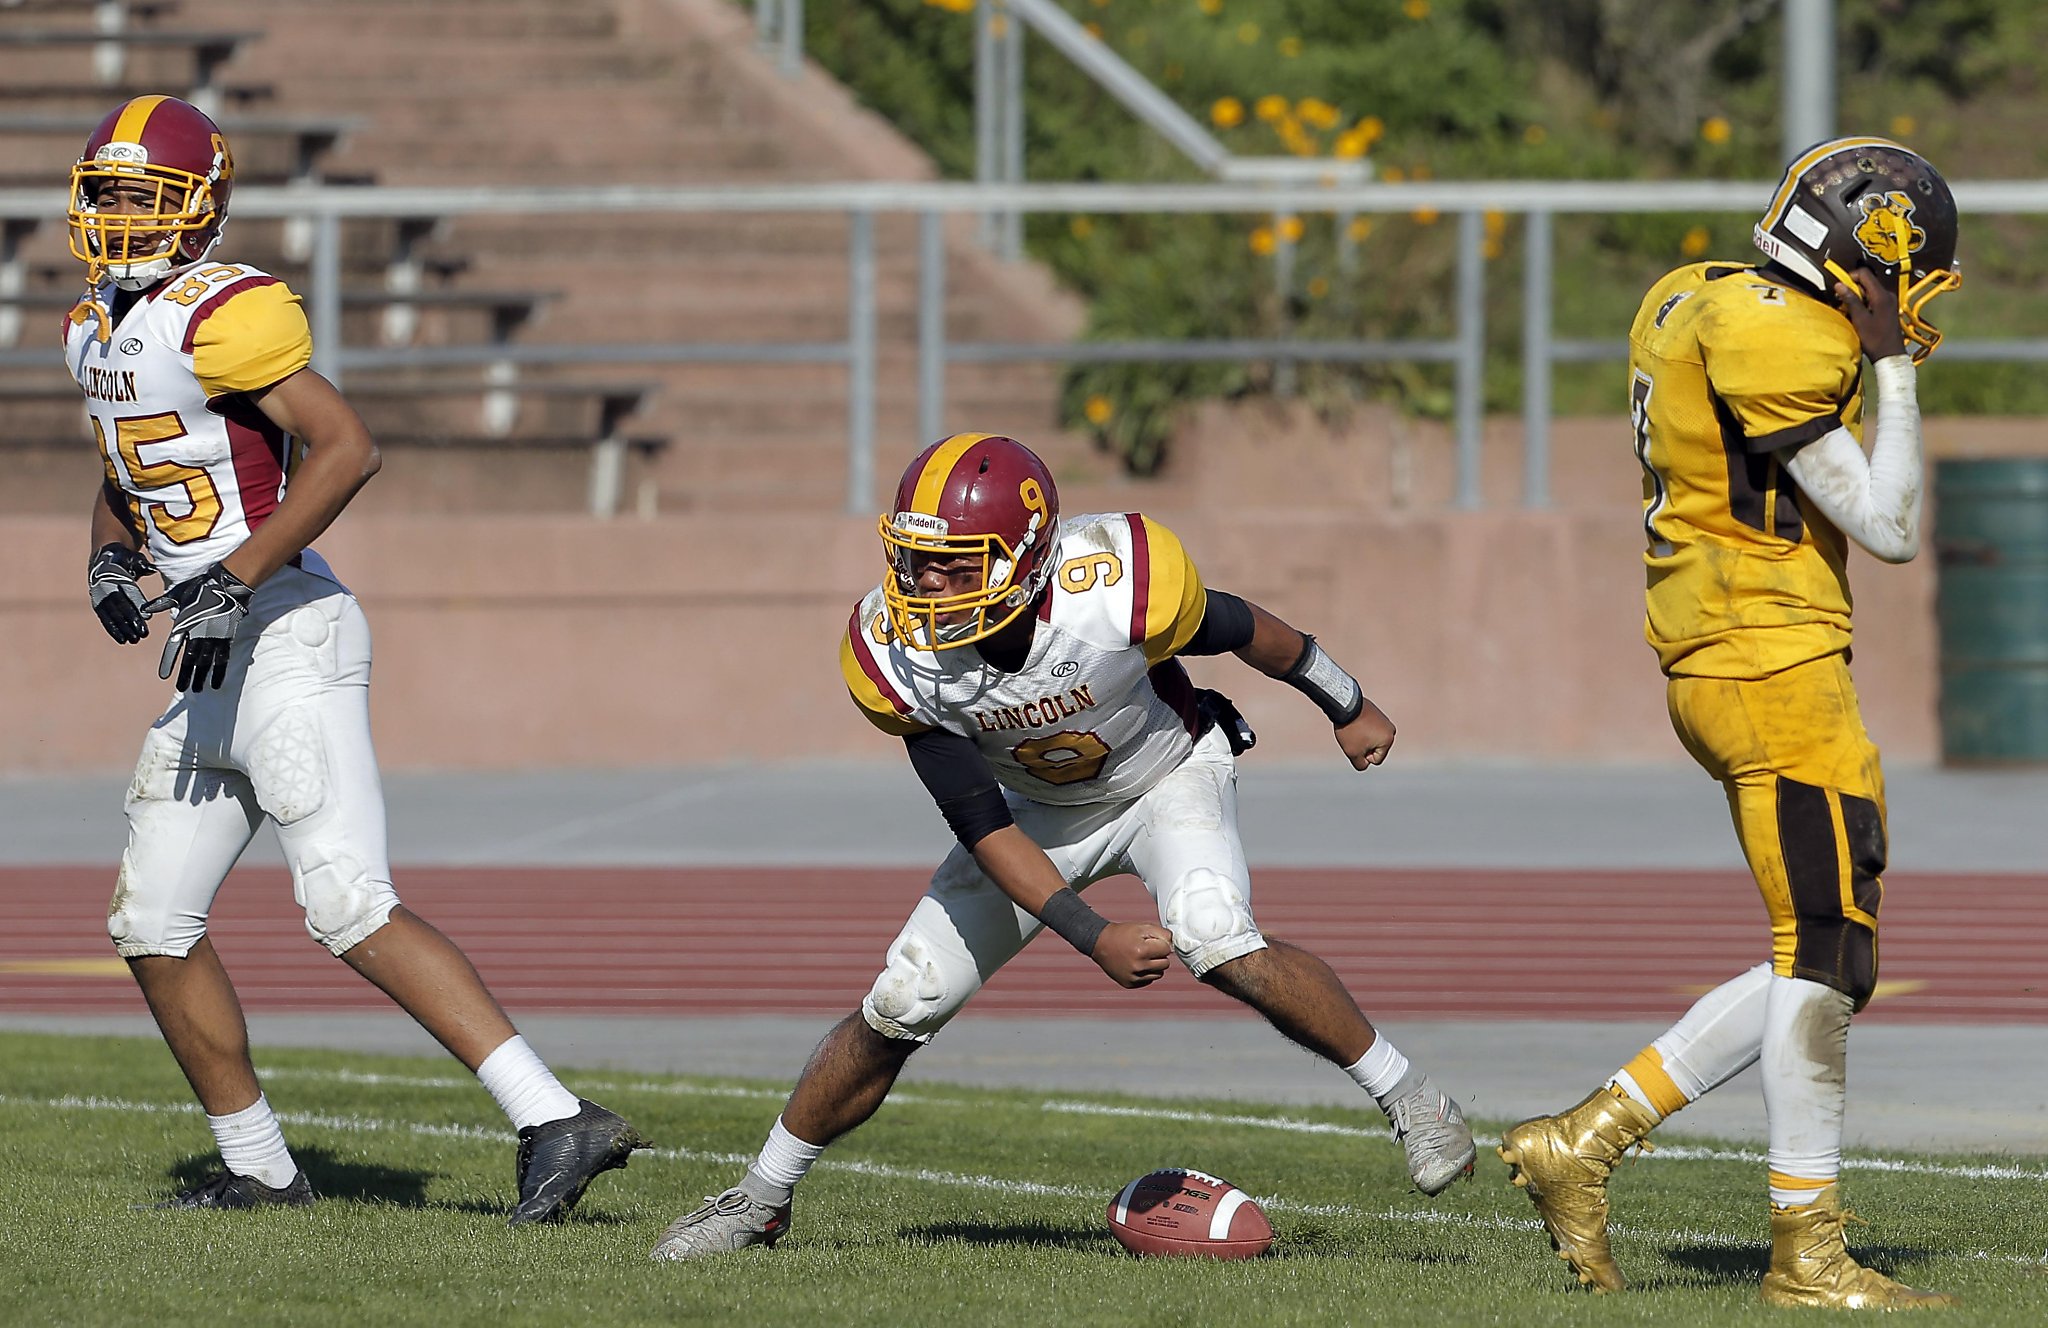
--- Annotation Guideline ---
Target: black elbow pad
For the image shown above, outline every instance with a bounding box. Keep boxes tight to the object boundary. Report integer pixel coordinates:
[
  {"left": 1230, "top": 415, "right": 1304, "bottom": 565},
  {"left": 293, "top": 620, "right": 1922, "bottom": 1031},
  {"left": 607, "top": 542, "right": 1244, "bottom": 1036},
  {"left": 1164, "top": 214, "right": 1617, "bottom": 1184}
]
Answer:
[
  {"left": 936, "top": 784, "right": 1014, "bottom": 848},
  {"left": 1180, "top": 590, "right": 1256, "bottom": 656}
]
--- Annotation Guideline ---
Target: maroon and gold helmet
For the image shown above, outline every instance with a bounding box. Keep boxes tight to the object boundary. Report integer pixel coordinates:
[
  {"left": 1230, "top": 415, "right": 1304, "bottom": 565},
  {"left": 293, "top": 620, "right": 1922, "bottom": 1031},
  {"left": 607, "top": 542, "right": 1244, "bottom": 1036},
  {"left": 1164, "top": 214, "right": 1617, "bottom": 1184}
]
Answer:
[
  {"left": 879, "top": 433, "right": 1060, "bottom": 650},
  {"left": 68, "top": 95, "right": 235, "bottom": 290}
]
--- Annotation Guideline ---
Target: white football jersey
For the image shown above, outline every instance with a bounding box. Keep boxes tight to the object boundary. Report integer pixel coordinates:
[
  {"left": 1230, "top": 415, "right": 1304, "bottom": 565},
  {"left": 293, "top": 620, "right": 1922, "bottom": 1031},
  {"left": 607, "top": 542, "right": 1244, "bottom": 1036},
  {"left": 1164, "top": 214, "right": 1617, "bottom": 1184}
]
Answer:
[
  {"left": 842, "top": 511, "right": 1211, "bottom": 806},
  {"left": 66, "top": 263, "right": 337, "bottom": 587}
]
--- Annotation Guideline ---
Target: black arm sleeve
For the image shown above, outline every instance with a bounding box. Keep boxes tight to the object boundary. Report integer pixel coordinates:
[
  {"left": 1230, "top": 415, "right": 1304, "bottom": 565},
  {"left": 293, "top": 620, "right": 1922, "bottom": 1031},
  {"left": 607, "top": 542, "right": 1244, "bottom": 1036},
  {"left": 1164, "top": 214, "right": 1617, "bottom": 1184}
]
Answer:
[
  {"left": 903, "top": 727, "right": 1014, "bottom": 849},
  {"left": 1178, "top": 589, "right": 1256, "bottom": 656}
]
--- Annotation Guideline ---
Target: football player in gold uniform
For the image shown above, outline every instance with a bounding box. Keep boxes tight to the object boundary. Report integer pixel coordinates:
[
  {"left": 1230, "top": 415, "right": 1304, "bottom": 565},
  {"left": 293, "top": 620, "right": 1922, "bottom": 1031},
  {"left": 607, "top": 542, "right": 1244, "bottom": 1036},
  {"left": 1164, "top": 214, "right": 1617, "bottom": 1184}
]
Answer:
[{"left": 1498, "top": 139, "right": 1962, "bottom": 1310}]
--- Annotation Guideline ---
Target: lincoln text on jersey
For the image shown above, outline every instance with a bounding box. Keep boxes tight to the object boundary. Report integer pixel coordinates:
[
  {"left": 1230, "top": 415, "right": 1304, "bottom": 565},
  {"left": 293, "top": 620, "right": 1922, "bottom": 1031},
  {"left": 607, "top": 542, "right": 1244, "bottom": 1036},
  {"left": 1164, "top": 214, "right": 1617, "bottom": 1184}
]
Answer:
[
  {"left": 81, "top": 366, "right": 139, "bottom": 402},
  {"left": 973, "top": 685, "right": 1098, "bottom": 733}
]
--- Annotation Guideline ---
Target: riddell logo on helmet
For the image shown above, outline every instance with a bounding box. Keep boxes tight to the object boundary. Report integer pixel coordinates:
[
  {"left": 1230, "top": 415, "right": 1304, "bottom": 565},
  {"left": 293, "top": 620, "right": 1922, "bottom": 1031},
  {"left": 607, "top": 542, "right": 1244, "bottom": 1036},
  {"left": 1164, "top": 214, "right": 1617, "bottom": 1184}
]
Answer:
[
  {"left": 893, "top": 512, "right": 949, "bottom": 537},
  {"left": 94, "top": 142, "right": 148, "bottom": 165},
  {"left": 1852, "top": 192, "right": 1925, "bottom": 266}
]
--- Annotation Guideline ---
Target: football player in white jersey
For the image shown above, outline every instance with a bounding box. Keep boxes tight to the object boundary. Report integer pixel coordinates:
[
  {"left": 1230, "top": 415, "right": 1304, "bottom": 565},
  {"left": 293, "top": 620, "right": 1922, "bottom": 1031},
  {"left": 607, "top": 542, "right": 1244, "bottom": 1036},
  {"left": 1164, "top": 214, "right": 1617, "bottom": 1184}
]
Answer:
[
  {"left": 652, "top": 432, "right": 1476, "bottom": 1261},
  {"left": 71, "top": 95, "right": 645, "bottom": 1219}
]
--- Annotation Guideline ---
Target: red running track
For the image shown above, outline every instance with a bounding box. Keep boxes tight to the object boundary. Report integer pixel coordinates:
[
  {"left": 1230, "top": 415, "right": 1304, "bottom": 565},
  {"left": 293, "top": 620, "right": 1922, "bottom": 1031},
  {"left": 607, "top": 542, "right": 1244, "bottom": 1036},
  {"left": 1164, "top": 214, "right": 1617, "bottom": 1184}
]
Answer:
[{"left": 2, "top": 866, "right": 2042, "bottom": 1024}]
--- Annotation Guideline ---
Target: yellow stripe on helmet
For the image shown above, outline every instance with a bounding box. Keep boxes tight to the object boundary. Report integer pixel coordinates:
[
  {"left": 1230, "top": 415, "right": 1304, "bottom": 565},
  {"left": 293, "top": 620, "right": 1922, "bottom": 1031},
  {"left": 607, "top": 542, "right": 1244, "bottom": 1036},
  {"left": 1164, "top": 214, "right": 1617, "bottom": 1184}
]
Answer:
[
  {"left": 1761, "top": 136, "right": 1906, "bottom": 225},
  {"left": 109, "top": 94, "right": 170, "bottom": 147},
  {"left": 908, "top": 432, "right": 995, "bottom": 516}
]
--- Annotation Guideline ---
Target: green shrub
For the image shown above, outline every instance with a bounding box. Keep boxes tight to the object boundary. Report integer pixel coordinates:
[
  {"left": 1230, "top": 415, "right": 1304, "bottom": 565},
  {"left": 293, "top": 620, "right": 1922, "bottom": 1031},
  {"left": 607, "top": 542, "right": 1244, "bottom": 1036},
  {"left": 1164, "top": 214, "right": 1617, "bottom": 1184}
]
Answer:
[{"left": 801, "top": 0, "right": 2047, "bottom": 471}]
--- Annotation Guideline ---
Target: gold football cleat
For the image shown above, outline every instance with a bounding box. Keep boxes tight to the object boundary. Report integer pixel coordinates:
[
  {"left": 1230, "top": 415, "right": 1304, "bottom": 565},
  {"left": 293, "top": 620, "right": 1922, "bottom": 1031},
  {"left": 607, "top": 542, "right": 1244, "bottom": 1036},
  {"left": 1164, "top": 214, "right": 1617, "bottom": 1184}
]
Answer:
[
  {"left": 1760, "top": 1185, "right": 1957, "bottom": 1310},
  {"left": 1497, "top": 1084, "right": 1659, "bottom": 1293}
]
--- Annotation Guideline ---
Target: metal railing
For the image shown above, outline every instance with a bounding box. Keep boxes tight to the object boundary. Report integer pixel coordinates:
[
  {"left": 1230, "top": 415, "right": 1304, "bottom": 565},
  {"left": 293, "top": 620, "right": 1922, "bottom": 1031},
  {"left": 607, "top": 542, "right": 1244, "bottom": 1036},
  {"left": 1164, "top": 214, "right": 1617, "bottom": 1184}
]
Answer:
[{"left": 5, "top": 178, "right": 2046, "bottom": 514}]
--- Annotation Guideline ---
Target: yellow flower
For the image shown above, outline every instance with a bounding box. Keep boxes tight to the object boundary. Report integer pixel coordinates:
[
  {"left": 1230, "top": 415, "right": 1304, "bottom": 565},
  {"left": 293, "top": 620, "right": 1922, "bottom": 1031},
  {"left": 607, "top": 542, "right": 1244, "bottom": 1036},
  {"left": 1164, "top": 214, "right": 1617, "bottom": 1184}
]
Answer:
[
  {"left": 1083, "top": 21, "right": 1103, "bottom": 38},
  {"left": 1404, "top": 0, "right": 1430, "bottom": 17},
  {"left": 1296, "top": 98, "right": 1341, "bottom": 131},
  {"left": 1279, "top": 119, "right": 1316, "bottom": 157},
  {"left": 1211, "top": 96, "right": 1245, "bottom": 129},
  {"left": 1197, "top": 0, "right": 1221, "bottom": 13},
  {"left": 1254, "top": 93, "right": 1289, "bottom": 122},
  {"left": 1236, "top": 20, "right": 1259, "bottom": 43},
  {"left": 1380, "top": 165, "right": 1405, "bottom": 183},
  {"left": 1346, "top": 217, "right": 1374, "bottom": 243},
  {"left": 1483, "top": 210, "right": 1506, "bottom": 240},
  {"left": 1249, "top": 226, "right": 1277, "bottom": 256},
  {"left": 1070, "top": 216, "right": 1095, "bottom": 239},
  {"left": 1680, "top": 226, "right": 1711, "bottom": 257},
  {"left": 1277, "top": 215, "right": 1305, "bottom": 243},
  {"left": 1523, "top": 123, "right": 1548, "bottom": 146},
  {"left": 924, "top": 0, "right": 973, "bottom": 10},
  {"left": 1412, "top": 207, "right": 1440, "bottom": 225},
  {"left": 1084, "top": 395, "right": 1115, "bottom": 426},
  {"left": 1307, "top": 276, "right": 1330, "bottom": 299},
  {"left": 1278, "top": 36, "right": 1302, "bottom": 57},
  {"left": 1482, "top": 239, "right": 1502, "bottom": 260},
  {"left": 1891, "top": 114, "right": 1918, "bottom": 139},
  {"left": 1700, "top": 116, "right": 1732, "bottom": 145},
  {"left": 1334, "top": 129, "right": 1370, "bottom": 159}
]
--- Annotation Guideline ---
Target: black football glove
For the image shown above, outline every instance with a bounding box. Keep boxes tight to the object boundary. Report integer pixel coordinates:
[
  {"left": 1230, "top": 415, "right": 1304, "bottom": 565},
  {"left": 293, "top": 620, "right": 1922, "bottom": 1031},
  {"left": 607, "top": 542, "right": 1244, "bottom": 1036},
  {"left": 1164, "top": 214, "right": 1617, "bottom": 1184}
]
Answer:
[
  {"left": 142, "top": 563, "right": 255, "bottom": 692},
  {"left": 87, "top": 543, "right": 156, "bottom": 645}
]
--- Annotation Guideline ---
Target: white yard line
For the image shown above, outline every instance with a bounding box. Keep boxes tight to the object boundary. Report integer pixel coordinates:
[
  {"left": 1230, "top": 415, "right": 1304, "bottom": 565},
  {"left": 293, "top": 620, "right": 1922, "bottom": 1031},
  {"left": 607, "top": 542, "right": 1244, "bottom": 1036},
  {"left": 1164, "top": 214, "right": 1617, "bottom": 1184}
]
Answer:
[
  {"left": 249, "top": 1065, "right": 2048, "bottom": 1184},
  {"left": 1, "top": 1091, "right": 2037, "bottom": 1265}
]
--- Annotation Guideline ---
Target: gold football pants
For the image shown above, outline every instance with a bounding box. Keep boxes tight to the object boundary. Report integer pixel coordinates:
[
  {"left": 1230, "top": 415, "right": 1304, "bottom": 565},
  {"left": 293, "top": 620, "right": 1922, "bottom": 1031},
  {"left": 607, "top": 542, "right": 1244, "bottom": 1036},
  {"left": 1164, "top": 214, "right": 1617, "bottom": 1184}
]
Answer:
[{"left": 1666, "top": 653, "right": 1886, "bottom": 1006}]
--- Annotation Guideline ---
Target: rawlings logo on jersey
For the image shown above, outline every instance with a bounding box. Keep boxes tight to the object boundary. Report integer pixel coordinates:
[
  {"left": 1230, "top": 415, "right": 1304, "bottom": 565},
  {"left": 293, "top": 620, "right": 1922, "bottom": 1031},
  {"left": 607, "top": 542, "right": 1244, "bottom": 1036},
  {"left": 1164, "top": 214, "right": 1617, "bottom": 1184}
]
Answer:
[{"left": 1852, "top": 191, "right": 1925, "bottom": 268}]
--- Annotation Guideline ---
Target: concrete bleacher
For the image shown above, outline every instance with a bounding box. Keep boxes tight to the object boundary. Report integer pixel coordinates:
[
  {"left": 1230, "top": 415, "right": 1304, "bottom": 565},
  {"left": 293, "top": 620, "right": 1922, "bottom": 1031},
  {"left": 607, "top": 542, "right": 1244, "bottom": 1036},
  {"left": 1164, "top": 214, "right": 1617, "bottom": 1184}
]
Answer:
[{"left": 0, "top": 0, "right": 1090, "bottom": 518}]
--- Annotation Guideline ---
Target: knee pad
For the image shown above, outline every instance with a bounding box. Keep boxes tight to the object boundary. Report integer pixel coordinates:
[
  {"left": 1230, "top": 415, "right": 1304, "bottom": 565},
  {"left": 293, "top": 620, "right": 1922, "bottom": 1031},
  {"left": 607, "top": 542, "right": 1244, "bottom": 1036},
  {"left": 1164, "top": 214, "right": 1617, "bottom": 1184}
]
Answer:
[
  {"left": 1839, "top": 923, "right": 1878, "bottom": 1011},
  {"left": 1775, "top": 779, "right": 1885, "bottom": 1007},
  {"left": 250, "top": 705, "right": 329, "bottom": 827},
  {"left": 1161, "top": 868, "right": 1262, "bottom": 977},
  {"left": 296, "top": 849, "right": 398, "bottom": 955},
  {"left": 105, "top": 850, "right": 207, "bottom": 959},
  {"left": 860, "top": 934, "right": 956, "bottom": 1044}
]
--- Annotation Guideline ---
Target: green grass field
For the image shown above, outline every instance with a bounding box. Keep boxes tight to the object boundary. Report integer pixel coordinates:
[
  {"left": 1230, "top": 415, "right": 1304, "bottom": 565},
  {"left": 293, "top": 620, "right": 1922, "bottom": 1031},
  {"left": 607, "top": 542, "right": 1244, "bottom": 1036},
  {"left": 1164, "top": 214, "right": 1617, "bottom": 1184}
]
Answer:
[{"left": 1, "top": 1031, "right": 2042, "bottom": 1325}]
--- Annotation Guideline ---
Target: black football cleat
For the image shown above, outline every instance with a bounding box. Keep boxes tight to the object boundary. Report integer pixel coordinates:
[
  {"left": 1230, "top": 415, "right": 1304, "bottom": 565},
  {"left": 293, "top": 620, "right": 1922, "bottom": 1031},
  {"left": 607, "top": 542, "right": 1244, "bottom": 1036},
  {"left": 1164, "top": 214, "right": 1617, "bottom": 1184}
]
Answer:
[
  {"left": 157, "top": 1169, "right": 315, "bottom": 1210},
  {"left": 508, "top": 1097, "right": 649, "bottom": 1226}
]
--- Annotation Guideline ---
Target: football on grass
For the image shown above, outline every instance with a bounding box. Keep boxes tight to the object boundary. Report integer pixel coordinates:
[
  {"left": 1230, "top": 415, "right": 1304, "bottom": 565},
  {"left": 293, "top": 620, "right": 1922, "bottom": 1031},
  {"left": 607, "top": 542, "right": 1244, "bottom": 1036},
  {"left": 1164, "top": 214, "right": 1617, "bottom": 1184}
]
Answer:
[{"left": 1106, "top": 1168, "right": 1274, "bottom": 1259}]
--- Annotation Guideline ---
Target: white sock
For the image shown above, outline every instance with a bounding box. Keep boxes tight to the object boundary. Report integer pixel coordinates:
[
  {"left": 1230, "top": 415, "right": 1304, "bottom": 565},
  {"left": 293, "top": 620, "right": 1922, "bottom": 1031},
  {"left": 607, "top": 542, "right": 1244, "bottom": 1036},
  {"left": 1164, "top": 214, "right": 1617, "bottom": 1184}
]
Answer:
[
  {"left": 1610, "top": 961, "right": 1772, "bottom": 1114},
  {"left": 1656, "top": 962, "right": 1770, "bottom": 1097},
  {"left": 1761, "top": 975, "right": 1851, "bottom": 1207},
  {"left": 208, "top": 1094, "right": 299, "bottom": 1189},
  {"left": 741, "top": 1117, "right": 825, "bottom": 1206},
  {"left": 1344, "top": 1035, "right": 1412, "bottom": 1108},
  {"left": 476, "top": 1035, "right": 580, "bottom": 1130}
]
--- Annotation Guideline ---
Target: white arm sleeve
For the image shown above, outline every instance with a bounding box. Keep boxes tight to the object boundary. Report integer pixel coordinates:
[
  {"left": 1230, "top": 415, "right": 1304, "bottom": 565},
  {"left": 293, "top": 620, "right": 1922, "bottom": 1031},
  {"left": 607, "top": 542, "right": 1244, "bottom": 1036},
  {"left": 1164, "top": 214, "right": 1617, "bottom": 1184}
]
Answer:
[{"left": 1780, "top": 355, "right": 1923, "bottom": 564}]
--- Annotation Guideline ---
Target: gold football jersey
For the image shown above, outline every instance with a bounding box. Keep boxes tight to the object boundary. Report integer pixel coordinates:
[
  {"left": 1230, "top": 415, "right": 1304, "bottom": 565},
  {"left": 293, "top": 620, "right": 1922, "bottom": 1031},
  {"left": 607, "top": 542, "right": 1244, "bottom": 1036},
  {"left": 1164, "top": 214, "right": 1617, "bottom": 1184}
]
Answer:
[{"left": 1629, "top": 262, "right": 1865, "bottom": 679}]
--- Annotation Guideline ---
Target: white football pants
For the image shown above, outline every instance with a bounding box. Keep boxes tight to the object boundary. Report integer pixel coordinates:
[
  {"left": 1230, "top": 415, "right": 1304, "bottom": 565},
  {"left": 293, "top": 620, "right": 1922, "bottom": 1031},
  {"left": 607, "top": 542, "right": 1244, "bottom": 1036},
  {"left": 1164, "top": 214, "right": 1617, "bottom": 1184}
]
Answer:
[
  {"left": 862, "top": 725, "right": 1267, "bottom": 1042},
  {"left": 108, "top": 565, "right": 400, "bottom": 959}
]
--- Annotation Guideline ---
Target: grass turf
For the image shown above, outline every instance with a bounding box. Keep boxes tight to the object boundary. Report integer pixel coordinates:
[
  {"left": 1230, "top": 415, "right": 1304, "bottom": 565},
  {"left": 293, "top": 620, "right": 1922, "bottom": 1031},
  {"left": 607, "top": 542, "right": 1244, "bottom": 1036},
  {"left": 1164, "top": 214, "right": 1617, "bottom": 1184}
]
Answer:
[{"left": 0, "top": 1031, "right": 2042, "bottom": 1326}]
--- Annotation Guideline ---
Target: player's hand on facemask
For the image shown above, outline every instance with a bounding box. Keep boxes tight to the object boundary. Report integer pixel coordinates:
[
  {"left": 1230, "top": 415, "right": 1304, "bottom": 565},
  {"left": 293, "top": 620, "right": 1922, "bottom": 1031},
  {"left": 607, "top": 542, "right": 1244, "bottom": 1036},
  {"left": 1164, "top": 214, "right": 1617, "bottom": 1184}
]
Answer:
[
  {"left": 1833, "top": 267, "right": 1908, "bottom": 363},
  {"left": 1336, "top": 696, "right": 1397, "bottom": 770},
  {"left": 87, "top": 542, "right": 155, "bottom": 645},
  {"left": 1092, "top": 922, "right": 1174, "bottom": 989},
  {"left": 143, "top": 562, "right": 254, "bottom": 692}
]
